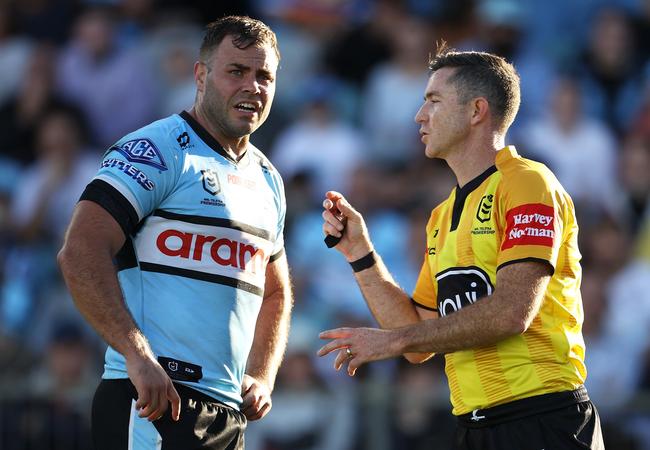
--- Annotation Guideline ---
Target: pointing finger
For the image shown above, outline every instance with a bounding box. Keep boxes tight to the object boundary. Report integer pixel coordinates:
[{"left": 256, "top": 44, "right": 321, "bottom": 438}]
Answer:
[
  {"left": 319, "top": 328, "right": 352, "bottom": 340},
  {"left": 317, "top": 339, "right": 349, "bottom": 357}
]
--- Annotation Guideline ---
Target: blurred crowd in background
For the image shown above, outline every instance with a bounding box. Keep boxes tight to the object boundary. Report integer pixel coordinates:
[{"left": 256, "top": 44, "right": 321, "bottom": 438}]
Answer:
[{"left": 1, "top": 0, "right": 650, "bottom": 448}]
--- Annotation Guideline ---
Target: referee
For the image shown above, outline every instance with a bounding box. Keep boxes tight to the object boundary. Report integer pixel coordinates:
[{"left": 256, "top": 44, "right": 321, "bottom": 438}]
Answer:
[{"left": 319, "top": 45, "right": 604, "bottom": 450}]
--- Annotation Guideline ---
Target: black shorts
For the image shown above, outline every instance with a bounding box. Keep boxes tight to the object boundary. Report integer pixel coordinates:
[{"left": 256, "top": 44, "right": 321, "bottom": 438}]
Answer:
[
  {"left": 92, "top": 378, "right": 246, "bottom": 450},
  {"left": 454, "top": 386, "right": 604, "bottom": 450}
]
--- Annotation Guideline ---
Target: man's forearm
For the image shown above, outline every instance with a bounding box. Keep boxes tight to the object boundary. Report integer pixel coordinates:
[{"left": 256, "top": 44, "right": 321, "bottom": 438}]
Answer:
[
  {"left": 394, "top": 261, "right": 551, "bottom": 355},
  {"left": 352, "top": 253, "right": 421, "bottom": 329},
  {"left": 396, "top": 292, "right": 517, "bottom": 355},
  {"left": 57, "top": 239, "right": 152, "bottom": 359},
  {"left": 246, "top": 287, "right": 292, "bottom": 389}
]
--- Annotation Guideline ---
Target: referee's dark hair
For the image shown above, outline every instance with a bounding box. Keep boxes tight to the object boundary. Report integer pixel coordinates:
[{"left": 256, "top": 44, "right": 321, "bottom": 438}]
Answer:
[
  {"left": 199, "top": 15, "right": 280, "bottom": 65},
  {"left": 429, "top": 43, "right": 521, "bottom": 134}
]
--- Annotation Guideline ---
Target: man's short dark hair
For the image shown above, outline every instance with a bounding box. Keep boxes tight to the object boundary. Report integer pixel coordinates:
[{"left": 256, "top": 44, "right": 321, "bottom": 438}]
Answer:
[
  {"left": 428, "top": 44, "right": 520, "bottom": 133},
  {"left": 199, "top": 15, "right": 280, "bottom": 62}
]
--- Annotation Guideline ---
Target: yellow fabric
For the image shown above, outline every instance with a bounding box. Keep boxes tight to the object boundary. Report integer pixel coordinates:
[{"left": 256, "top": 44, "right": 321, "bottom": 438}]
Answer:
[{"left": 412, "top": 146, "right": 586, "bottom": 415}]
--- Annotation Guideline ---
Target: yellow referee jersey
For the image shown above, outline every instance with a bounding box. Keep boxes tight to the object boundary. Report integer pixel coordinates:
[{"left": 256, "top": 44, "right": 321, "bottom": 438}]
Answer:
[{"left": 412, "top": 146, "right": 586, "bottom": 415}]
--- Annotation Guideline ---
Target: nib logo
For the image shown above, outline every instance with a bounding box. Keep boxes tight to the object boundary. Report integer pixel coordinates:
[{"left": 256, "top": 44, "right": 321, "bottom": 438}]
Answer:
[{"left": 436, "top": 267, "right": 493, "bottom": 317}]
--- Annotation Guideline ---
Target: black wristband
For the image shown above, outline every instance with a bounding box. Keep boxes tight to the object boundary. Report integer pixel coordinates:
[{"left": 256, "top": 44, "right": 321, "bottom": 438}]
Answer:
[{"left": 349, "top": 251, "right": 376, "bottom": 273}]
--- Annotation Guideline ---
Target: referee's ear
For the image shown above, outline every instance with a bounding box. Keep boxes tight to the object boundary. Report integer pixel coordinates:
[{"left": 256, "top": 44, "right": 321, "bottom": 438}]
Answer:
[{"left": 470, "top": 97, "right": 490, "bottom": 127}]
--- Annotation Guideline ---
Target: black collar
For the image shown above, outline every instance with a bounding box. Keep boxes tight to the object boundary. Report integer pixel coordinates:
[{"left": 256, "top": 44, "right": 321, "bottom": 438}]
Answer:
[
  {"left": 456, "top": 165, "right": 498, "bottom": 197},
  {"left": 450, "top": 165, "right": 497, "bottom": 231},
  {"left": 180, "top": 110, "right": 242, "bottom": 164}
]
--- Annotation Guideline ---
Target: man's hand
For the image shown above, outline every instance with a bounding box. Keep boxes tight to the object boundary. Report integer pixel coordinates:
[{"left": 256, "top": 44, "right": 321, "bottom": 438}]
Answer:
[
  {"left": 322, "top": 191, "right": 373, "bottom": 261},
  {"left": 126, "top": 354, "right": 181, "bottom": 422},
  {"left": 241, "top": 374, "right": 272, "bottom": 420},
  {"left": 317, "top": 327, "right": 402, "bottom": 376}
]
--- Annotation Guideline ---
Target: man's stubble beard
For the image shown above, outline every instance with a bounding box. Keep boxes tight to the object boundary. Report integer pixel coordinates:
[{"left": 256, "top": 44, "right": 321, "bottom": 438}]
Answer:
[{"left": 202, "top": 86, "right": 254, "bottom": 139}]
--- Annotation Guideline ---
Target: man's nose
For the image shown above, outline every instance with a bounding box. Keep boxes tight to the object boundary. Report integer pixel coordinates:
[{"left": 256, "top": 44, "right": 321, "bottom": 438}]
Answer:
[
  {"left": 243, "top": 74, "right": 261, "bottom": 93},
  {"left": 414, "top": 105, "right": 426, "bottom": 124}
]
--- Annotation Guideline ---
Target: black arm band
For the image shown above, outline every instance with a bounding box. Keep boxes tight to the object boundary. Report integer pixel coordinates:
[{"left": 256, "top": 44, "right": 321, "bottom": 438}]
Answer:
[{"left": 349, "top": 251, "right": 376, "bottom": 273}]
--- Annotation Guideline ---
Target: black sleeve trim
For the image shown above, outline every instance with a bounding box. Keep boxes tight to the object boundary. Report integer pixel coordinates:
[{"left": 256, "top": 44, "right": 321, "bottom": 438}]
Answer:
[
  {"left": 115, "top": 238, "right": 138, "bottom": 271},
  {"left": 411, "top": 297, "right": 438, "bottom": 312},
  {"left": 79, "top": 179, "right": 139, "bottom": 237},
  {"left": 268, "top": 248, "right": 285, "bottom": 263},
  {"left": 497, "top": 257, "right": 555, "bottom": 275}
]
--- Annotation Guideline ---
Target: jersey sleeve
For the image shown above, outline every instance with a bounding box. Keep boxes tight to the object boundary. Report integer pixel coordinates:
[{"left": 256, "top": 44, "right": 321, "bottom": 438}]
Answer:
[
  {"left": 411, "top": 214, "right": 438, "bottom": 310},
  {"left": 268, "top": 165, "right": 286, "bottom": 263},
  {"left": 412, "top": 254, "right": 438, "bottom": 311},
  {"left": 81, "top": 129, "right": 179, "bottom": 236},
  {"left": 496, "top": 167, "right": 564, "bottom": 272}
]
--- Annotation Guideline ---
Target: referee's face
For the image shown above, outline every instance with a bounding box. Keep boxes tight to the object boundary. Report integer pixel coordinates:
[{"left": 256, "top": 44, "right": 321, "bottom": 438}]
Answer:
[{"left": 415, "top": 67, "right": 471, "bottom": 160}]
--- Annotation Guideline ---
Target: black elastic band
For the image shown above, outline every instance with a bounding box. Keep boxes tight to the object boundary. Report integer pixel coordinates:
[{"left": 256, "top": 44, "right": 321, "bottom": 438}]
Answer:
[{"left": 349, "top": 251, "right": 376, "bottom": 273}]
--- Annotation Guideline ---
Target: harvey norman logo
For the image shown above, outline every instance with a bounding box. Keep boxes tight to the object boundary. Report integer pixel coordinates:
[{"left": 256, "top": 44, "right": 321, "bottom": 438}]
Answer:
[{"left": 502, "top": 203, "right": 555, "bottom": 250}]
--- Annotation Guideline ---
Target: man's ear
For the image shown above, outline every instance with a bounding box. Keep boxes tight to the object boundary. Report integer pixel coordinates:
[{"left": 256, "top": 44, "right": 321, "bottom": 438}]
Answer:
[
  {"left": 470, "top": 97, "right": 489, "bottom": 126},
  {"left": 194, "top": 61, "right": 207, "bottom": 93}
]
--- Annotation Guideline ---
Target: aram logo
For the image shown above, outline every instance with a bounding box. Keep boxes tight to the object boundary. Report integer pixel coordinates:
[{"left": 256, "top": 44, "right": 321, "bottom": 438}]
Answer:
[
  {"left": 201, "top": 169, "right": 221, "bottom": 196},
  {"left": 502, "top": 203, "right": 555, "bottom": 250},
  {"left": 476, "top": 194, "right": 494, "bottom": 223},
  {"left": 156, "top": 229, "right": 268, "bottom": 274},
  {"left": 436, "top": 266, "right": 493, "bottom": 317},
  {"left": 113, "top": 138, "right": 167, "bottom": 171}
]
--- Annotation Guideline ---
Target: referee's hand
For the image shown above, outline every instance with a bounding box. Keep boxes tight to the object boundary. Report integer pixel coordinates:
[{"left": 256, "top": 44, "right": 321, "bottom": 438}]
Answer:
[
  {"left": 126, "top": 353, "right": 181, "bottom": 422},
  {"left": 322, "top": 191, "right": 373, "bottom": 261}
]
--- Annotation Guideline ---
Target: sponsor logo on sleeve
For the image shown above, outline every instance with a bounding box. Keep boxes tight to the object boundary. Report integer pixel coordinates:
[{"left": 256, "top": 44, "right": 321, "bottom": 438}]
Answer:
[
  {"left": 501, "top": 203, "right": 555, "bottom": 250},
  {"left": 436, "top": 267, "right": 493, "bottom": 317},
  {"left": 112, "top": 138, "right": 167, "bottom": 171},
  {"left": 102, "top": 158, "right": 155, "bottom": 191}
]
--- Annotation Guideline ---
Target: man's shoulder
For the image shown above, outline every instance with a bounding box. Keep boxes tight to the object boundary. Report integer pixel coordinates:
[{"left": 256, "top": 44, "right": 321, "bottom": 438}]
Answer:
[
  {"left": 103, "top": 114, "right": 188, "bottom": 171},
  {"left": 497, "top": 152, "right": 561, "bottom": 193},
  {"left": 123, "top": 114, "right": 187, "bottom": 145},
  {"left": 249, "top": 144, "right": 280, "bottom": 177}
]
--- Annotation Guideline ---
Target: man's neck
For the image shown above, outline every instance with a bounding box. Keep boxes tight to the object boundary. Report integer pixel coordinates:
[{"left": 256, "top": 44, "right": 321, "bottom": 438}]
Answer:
[
  {"left": 446, "top": 133, "right": 504, "bottom": 188},
  {"left": 188, "top": 106, "right": 249, "bottom": 159}
]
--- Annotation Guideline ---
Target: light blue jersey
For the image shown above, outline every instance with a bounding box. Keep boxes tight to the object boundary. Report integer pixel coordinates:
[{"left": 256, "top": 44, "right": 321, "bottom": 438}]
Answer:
[{"left": 83, "top": 111, "right": 286, "bottom": 408}]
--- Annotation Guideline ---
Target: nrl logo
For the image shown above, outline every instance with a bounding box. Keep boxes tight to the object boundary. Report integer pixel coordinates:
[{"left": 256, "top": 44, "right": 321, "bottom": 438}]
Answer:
[
  {"left": 476, "top": 194, "right": 494, "bottom": 223},
  {"left": 201, "top": 169, "right": 221, "bottom": 196}
]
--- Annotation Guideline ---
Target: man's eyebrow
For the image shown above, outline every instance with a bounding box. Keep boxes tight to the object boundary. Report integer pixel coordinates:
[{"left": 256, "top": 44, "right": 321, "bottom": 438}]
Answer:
[
  {"left": 227, "top": 63, "right": 273, "bottom": 77},
  {"left": 424, "top": 91, "right": 441, "bottom": 100},
  {"left": 227, "top": 63, "right": 249, "bottom": 70}
]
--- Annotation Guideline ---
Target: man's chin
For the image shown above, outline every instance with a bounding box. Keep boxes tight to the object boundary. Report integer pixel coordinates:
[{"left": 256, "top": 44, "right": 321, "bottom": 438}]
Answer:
[{"left": 424, "top": 147, "right": 438, "bottom": 159}]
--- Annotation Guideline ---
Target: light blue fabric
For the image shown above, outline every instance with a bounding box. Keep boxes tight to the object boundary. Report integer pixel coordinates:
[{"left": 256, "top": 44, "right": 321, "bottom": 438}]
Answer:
[{"left": 94, "top": 113, "right": 286, "bottom": 408}]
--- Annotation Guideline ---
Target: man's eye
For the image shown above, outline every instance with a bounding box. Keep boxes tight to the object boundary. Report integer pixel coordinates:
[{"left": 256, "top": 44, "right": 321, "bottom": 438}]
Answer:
[{"left": 231, "top": 70, "right": 243, "bottom": 76}]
